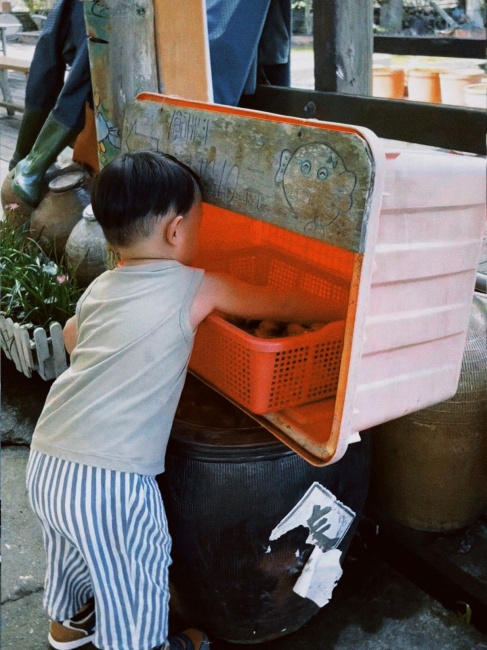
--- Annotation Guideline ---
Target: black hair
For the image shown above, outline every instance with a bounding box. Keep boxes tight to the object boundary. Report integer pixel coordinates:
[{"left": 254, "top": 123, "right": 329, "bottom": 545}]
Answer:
[{"left": 91, "top": 150, "right": 202, "bottom": 247}]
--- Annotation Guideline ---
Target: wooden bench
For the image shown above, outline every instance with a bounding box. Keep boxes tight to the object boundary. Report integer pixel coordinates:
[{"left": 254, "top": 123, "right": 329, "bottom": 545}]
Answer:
[{"left": 0, "top": 55, "right": 30, "bottom": 115}]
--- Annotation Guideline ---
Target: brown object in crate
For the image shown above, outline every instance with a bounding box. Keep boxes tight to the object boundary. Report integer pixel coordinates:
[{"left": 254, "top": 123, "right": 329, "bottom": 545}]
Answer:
[{"left": 225, "top": 316, "right": 326, "bottom": 339}]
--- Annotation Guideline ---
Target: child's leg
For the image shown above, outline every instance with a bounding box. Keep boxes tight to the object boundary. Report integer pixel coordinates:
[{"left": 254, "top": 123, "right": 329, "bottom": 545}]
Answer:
[
  {"left": 27, "top": 450, "right": 94, "bottom": 619},
  {"left": 79, "top": 467, "right": 172, "bottom": 649},
  {"left": 27, "top": 449, "right": 172, "bottom": 650}
]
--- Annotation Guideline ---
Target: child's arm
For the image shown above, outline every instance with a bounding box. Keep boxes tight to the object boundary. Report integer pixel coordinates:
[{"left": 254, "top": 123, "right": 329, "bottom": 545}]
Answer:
[
  {"left": 190, "top": 272, "right": 347, "bottom": 330},
  {"left": 63, "top": 315, "right": 78, "bottom": 354}
]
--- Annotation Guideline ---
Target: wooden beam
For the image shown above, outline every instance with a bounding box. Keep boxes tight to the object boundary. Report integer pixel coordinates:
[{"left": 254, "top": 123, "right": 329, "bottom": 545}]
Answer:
[
  {"left": 240, "top": 85, "right": 486, "bottom": 155},
  {"left": 374, "top": 34, "right": 486, "bottom": 58},
  {"left": 313, "top": 0, "right": 373, "bottom": 95},
  {"left": 153, "top": 0, "right": 212, "bottom": 102}
]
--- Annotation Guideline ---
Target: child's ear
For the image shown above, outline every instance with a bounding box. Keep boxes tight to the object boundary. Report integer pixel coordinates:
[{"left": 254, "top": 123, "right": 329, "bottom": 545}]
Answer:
[{"left": 165, "top": 215, "right": 184, "bottom": 245}]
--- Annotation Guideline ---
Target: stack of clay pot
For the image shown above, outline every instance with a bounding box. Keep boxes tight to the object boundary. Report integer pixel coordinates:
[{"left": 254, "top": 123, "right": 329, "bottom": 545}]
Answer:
[
  {"left": 372, "top": 66, "right": 406, "bottom": 99},
  {"left": 439, "top": 68, "right": 484, "bottom": 106},
  {"left": 404, "top": 66, "right": 484, "bottom": 106},
  {"left": 464, "top": 80, "right": 487, "bottom": 109}
]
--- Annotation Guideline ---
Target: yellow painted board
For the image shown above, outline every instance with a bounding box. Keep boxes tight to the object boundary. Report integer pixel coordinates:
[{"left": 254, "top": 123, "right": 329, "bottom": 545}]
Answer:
[{"left": 153, "top": 0, "right": 213, "bottom": 102}]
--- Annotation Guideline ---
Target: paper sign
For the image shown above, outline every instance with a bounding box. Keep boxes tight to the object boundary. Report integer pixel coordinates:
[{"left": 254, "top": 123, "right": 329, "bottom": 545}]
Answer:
[
  {"left": 293, "top": 547, "right": 343, "bottom": 607},
  {"left": 269, "top": 482, "right": 355, "bottom": 607},
  {"left": 269, "top": 482, "right": 355, "bottom": 553}
]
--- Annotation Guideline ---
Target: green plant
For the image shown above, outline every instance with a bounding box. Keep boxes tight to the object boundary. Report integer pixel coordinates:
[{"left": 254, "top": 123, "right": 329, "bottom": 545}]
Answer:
[
  {"left": 456, "top": 601, "right": 473, "bottom": 626},
  {"left": 20, "top": 0, "right": 53, "bottom": 14},
  {"left": 0, "top": 217, "right": 83, "bottom": 330}
]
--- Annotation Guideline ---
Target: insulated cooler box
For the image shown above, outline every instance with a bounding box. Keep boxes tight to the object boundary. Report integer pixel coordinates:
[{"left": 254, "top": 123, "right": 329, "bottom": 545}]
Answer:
[{"left": 122, "top": 94, "right": 486, "bottom": 465}]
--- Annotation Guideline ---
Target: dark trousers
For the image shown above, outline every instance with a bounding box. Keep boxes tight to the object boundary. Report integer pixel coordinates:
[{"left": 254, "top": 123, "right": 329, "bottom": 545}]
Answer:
[{"left": 25, "top": 0, "right": 92, "bottom": 131}]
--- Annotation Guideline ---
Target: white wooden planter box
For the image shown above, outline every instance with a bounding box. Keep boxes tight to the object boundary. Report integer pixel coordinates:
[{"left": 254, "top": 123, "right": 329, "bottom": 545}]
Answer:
[{"left": 0, "top": 316, "right": 67, "bottom": 380}]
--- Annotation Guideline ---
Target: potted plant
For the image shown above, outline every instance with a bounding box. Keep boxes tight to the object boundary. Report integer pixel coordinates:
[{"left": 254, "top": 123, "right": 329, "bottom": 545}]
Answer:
[{"left": 0, "top": 210, "right": 83, "bottom": 380}]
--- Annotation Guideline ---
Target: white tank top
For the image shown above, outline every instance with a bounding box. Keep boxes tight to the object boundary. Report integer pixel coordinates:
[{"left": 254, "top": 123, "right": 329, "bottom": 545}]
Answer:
[{"left": 31, "top": 260, "right": 204, "bottom": 475}]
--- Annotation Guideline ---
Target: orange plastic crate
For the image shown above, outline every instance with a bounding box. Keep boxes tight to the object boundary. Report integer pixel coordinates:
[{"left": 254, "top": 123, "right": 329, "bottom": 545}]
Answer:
[{"left": 190, "top": 248, "right": 349, "bottom": 414}]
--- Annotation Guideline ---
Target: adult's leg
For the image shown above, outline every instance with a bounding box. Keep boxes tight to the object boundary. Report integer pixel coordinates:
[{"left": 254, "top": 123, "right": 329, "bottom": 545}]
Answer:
[
  {"left": 10, "top": 0, "right": 91, "bottom": 176},
  {"left": 12, "top": 40, "right": 92, "bottom": 206},
  {"left": 9, "top": 0, "right": 71, "bottom": 169}
]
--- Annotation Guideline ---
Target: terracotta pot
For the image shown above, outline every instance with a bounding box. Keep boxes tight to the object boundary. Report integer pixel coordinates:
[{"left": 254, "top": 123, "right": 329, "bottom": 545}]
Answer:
[
  {"left": 439, "top": 69, "right": 484, "bottom": 106},
  {"left": 30, "top": 171, "right": 92, "bottom": 259},
  {"left": 1, "top": 172, "right": 35, "bottom": 226},
  {"left": 65, "top": 204, "right": 108, "bottom": 287},
  {"left": 407, "top": 68, "right": 442, "bottom": 103},
  {"left": 464, "top": 82, "right": 487, "bottom": 109},
  {"left": 372, "top": 67, "right": 405, "bottom": 99}
]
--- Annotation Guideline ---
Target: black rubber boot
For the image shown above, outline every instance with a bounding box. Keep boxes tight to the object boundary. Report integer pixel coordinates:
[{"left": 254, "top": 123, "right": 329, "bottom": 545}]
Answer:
[
  {"left": 12, "top": 115, "right": 79, "bottom": 207},
  {"left": 9, "top": 109, "right": 49, "bottom": 171}
]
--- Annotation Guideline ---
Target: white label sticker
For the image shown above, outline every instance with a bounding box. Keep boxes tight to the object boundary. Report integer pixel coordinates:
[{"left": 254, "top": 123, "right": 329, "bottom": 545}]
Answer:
[
  {"left": 293, "top": 547, "right": 343, "bottom": 607},
  {"left": 268, "top": 482, "right": 355, "bottom": 608},
  {"left": 269, "top": 482, "right": 355, "bottom": 552}
]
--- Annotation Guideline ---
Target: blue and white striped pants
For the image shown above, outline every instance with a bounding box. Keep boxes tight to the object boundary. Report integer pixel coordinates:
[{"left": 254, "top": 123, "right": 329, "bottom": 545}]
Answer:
[{"left": 26, "top": 449, "right": 172, "bottom": 650}]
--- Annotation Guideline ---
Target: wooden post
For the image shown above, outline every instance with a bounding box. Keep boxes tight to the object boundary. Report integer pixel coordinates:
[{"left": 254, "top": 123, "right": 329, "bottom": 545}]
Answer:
[
  {"left": 313, "top": 0, "right": 373, "bottom": 96},
  {"left": 83, "top": 0, "right": 159, "bottom": 167},
  {"left": 466, "top": 0, "right": 485, "bottom": 27}
]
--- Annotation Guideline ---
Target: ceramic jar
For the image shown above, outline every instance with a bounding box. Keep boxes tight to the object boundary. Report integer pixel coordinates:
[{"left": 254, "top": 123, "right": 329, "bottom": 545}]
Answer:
[
  {"left": 65, "top": 203, "right": 109, "bottom": 287},
  {"left": 30, "top": 170, "right": 92, "bottom": 259}
]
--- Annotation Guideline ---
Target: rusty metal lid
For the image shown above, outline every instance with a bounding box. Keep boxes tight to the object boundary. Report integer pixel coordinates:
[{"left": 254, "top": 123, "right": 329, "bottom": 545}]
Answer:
[{"left": 48, "top": 171, "right": 85, "bottom": 193}]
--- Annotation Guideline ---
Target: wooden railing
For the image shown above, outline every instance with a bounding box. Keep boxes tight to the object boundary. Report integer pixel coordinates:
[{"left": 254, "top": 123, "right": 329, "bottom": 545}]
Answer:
[{"left": 243, "top": 3, "right": 485, "bottom": 156}]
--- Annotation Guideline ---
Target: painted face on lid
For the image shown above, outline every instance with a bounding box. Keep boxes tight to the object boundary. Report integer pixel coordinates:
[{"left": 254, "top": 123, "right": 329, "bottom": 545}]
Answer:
[{"left": 282, "top": 143, "right": 356, "bottom": 226}]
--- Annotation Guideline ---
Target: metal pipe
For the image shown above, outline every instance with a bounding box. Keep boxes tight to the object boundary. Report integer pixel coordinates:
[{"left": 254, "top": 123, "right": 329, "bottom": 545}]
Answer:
[{"left": 476, "top": 272, "right": 486, "bottom": 294}]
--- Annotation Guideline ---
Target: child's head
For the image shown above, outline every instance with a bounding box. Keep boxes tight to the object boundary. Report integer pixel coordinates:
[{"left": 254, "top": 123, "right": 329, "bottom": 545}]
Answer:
[{"left": 91, "top": 150, "right": 202, "bottom": 248}]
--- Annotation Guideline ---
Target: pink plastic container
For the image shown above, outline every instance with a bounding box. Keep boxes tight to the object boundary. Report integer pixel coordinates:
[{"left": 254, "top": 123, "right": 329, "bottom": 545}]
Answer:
[
  {"left": 122, "top": 94, "right": 486, "bottom": 465},
  {"left": 349, "top": 146, "right": 486, "bottom": 435}
]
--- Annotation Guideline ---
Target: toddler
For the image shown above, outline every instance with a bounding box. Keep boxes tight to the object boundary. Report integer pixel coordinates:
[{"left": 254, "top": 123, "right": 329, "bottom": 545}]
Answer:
[{"left": 27, "top": 150, "right": 346, "bottom": 650}]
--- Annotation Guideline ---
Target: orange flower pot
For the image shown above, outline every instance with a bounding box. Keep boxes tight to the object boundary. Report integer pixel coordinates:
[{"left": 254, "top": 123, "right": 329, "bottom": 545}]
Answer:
[
  {"left": 372, "top": 67, "right": 405, "bottom": 99},
  {"left": 407, "top": 68, "right": 442, "bottom": 103},
  {"left": 440, "top": 69, "right": 484, "bottom": 106}
]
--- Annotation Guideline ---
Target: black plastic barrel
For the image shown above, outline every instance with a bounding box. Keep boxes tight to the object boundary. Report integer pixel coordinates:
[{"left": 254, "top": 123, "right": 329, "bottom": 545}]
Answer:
[{"left": 158, "top": 376, "right": 371, "bottom": 643}]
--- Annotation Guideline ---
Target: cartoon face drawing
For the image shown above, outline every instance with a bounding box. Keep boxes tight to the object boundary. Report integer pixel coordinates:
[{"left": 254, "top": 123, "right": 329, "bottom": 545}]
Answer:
[{"left": 282, "top": 143, "right": 356, "bottom": 227}]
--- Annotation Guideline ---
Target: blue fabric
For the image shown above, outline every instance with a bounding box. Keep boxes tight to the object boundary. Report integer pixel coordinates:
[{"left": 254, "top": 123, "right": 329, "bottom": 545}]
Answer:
[
  {"left": 25, "top": 0, "right": 91, "bottom": 130},
  {"left": 25, "top": 0, "right": 291, "bottom": 129},
  {"left": 207, "top": 0, "right": 272, "bottom": 104}
]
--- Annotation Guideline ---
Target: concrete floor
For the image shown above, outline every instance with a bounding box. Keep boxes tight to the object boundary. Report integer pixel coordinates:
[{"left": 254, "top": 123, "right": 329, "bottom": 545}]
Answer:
[{"left": 2, "top": 357, "right": 487, "bottom": 650}]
